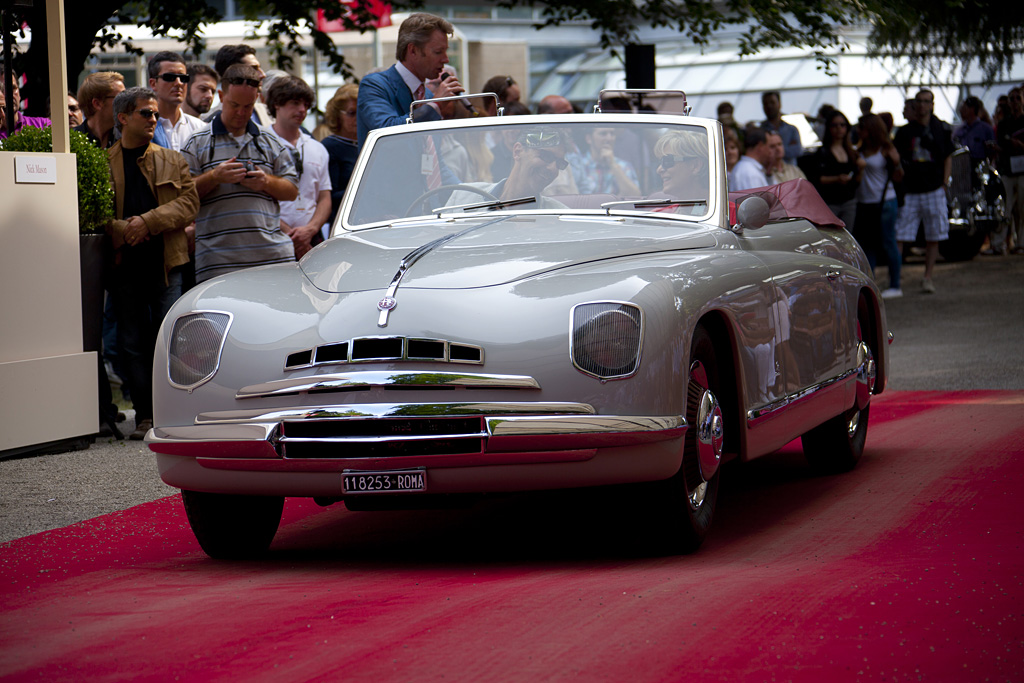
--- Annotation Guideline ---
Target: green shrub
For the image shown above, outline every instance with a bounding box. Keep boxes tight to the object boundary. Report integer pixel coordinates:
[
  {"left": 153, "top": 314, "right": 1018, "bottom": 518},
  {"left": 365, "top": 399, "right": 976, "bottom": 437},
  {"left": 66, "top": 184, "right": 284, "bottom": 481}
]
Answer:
[{"left": 1, "top": 125, "right": 115, "bottom": 234}]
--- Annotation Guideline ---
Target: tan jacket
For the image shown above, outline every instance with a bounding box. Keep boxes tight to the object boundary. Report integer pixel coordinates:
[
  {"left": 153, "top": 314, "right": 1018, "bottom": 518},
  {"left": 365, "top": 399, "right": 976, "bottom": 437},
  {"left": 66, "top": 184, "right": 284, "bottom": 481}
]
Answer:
[{"left": 106, "top": 141, "right": 199, "bottom": 281}]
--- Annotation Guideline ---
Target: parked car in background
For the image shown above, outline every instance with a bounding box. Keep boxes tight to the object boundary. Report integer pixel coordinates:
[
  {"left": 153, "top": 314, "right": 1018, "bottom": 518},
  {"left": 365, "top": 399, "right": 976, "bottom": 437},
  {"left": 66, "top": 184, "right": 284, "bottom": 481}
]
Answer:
[
  {"left": 148, "top": 91, "right": 890, "bottom": 559},
  {"left": 943, "top": 147, "right": 1007, "bottom": 261}
]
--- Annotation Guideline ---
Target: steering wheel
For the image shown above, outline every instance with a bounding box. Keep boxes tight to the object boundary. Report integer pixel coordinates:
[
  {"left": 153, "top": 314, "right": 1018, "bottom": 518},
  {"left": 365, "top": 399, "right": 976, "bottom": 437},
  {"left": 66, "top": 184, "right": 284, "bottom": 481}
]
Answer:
[{"left": 405, "top": 184, "right": 499, "bottom": 217}]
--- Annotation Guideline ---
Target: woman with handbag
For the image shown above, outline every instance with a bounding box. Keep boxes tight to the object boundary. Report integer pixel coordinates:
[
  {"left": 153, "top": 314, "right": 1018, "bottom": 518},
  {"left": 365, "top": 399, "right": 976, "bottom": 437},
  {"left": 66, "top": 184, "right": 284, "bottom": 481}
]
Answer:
[{"left": 855, "top": 114, "right": 904, "bottom": 298}]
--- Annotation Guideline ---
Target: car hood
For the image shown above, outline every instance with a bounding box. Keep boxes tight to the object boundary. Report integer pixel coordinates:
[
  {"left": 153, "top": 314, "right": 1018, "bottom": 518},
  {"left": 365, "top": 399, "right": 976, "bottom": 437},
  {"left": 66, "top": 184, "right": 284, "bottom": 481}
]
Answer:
[{"left": 302, "top": 215, "right": 717, "bottom": 293}]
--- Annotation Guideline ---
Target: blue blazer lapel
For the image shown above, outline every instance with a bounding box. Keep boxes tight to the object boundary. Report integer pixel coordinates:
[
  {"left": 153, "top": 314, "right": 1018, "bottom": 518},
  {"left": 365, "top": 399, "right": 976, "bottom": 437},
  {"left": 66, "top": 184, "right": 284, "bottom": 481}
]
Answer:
[{"left": 388, "top": 66, "right": 413, "bottom": 119}]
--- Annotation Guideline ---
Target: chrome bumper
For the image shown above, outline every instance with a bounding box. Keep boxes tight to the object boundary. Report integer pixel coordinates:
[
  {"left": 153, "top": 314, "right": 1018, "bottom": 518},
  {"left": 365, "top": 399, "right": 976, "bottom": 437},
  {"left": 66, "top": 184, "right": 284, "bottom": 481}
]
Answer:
[{"left": 147, "top": 402, "right": 686, "bottom": 471}]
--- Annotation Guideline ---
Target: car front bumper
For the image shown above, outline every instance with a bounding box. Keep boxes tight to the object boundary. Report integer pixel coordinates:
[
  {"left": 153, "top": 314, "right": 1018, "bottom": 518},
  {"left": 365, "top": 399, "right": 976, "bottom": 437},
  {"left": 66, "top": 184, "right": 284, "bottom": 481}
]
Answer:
[{"left": 148, "top": 402, "right": 688, "bottom": 496}]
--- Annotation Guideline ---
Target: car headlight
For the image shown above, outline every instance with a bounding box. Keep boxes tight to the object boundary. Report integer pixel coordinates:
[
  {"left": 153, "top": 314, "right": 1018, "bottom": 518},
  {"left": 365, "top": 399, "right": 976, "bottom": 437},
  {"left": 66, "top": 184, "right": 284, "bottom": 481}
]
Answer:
[
  {"left": 570, "top": 302, "right": 643, "bottom": 380},
  {"left": 168, "top": 312, "right": 232, "bottom": 390}
]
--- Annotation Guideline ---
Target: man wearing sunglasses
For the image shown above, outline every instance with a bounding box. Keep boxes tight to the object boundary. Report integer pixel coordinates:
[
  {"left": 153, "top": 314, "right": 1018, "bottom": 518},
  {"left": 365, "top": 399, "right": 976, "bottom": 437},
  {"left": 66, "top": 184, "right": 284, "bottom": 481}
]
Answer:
[
  {"left": 105, "top": 87, "right": 200, "bottom": 440},
  {"left": 202, "top": 44, "right": 273, "bottom": 127},
  {"left": 447, "top": 130, "right": 569, "bottom": 209},
  {"left": 146, "top": 51, "right": 206, "bottom": 152},
  {"left": 181, "top": 64, "right": 298, "bottom": 284}
]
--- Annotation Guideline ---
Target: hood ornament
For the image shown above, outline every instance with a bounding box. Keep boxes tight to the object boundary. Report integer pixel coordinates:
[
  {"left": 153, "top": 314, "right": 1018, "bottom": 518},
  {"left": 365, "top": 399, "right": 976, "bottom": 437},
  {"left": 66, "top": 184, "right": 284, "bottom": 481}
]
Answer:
[
  {"left": 376, "top": 294, "right": 399, "bottom": 326},
  {"left": 375, "top": 215, "right": 509, "bottom": 327}
]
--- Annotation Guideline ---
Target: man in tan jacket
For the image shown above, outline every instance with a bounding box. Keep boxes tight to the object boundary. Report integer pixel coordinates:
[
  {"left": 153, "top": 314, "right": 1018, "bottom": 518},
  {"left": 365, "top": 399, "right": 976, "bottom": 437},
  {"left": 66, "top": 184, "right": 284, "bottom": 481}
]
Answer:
[{"left": 106, "top": 86, "right": 199, "bottom": 439}]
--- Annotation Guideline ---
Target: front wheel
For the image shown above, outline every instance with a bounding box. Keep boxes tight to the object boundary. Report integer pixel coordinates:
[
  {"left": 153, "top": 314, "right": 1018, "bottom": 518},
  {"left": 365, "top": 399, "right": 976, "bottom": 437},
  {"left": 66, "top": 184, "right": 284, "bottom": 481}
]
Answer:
[
  {"left": 181, "top": 490, "right": 284, "bottom": 559},
  {"left": 648, "top": 325, "right": 724, "bottom": 554}
]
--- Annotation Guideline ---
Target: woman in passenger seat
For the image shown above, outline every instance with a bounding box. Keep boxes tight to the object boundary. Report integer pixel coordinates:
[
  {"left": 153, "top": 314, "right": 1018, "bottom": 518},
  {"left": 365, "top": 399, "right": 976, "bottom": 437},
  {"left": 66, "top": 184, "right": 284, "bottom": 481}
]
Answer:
[{"left": 650, "top": 130, "right": 710, "bottom": 214}]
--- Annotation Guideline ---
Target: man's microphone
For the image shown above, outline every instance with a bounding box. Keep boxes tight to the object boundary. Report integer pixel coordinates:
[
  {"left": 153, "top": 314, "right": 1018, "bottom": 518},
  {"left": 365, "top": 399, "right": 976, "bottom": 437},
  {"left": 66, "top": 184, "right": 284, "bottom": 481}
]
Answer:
[{"left": 440, "top": 72, "right": 478, "bottom": 116}]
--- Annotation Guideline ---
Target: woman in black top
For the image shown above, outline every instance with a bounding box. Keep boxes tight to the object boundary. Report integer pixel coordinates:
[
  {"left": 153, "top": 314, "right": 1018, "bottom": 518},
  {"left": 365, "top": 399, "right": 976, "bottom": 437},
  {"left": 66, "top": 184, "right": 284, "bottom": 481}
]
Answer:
[
  {"left": 319, "top": 84, "right": 360, "bottom": 229},
  {"left": 811, "top": 110, "right": 865, "bottom": 230}
]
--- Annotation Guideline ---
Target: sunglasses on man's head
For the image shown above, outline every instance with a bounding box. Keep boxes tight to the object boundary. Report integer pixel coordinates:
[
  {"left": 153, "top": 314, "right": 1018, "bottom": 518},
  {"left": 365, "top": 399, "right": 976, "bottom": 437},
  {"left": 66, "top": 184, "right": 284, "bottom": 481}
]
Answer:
[
  {"left": 522, "top": 131, "right": 562, "bottom": 148},
  {"left": 223, "top": 76, "right": 262, "bottom": 89},
  {"left": 158, "top": 72, "right": 191, "bottom": 84},
  {"left": 135, "top": 109, "right": 159, "bottom": 120}
]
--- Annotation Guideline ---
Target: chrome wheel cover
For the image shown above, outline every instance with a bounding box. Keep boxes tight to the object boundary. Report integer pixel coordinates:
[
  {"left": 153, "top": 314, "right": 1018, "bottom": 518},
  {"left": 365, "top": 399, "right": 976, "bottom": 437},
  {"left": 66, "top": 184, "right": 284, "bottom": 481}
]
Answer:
[
  {"left": 687, "top": 360, "right": 723, "bottom": 510},
  {"left": 855, "top": 340, "right": 876, "bottom": 411},
  {"left": 847, "top": 409, "right": 861, "bottom": 438}
]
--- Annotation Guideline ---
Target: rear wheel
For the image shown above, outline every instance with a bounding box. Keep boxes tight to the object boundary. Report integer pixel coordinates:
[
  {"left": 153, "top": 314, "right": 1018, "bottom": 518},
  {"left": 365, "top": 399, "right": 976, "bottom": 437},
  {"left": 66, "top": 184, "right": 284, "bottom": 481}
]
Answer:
[
  {"left": 650, "top": 325, "right": 724, "bottom": 553},
  {"left": 181, "top": 490, "right": 284, "bottom": 559},
  {"left": 801, "top": 298, "right": 875, "bottom": 473}
]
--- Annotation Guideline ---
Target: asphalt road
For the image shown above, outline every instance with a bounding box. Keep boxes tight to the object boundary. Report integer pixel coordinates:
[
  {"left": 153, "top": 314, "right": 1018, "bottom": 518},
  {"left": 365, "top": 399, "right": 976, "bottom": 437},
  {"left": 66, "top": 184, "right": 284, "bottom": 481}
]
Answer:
[{"left": 1, "top": 253, "right": 1022, "bottom": 544}]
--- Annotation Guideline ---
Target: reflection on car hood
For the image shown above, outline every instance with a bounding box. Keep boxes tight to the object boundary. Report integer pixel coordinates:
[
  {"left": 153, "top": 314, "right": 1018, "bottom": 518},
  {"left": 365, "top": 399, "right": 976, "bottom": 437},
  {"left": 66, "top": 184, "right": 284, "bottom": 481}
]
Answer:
[{"left": 302, "top": 215, "right": 717, "bottom": 293}]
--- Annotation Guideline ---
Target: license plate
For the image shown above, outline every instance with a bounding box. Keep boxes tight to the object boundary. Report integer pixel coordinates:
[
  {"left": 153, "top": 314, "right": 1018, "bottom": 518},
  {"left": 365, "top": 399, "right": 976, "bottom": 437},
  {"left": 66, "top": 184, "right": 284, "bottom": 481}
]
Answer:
[{"left": 342, "top": 469, "right": 426, "bottom": 494}]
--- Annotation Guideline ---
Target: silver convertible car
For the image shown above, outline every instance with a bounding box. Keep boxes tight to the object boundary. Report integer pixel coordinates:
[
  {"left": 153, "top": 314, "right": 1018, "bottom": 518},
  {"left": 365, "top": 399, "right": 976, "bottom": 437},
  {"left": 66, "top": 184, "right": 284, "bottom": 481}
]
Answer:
[{"left": 148, "top": 92, "right": 889, "bottom": 558}]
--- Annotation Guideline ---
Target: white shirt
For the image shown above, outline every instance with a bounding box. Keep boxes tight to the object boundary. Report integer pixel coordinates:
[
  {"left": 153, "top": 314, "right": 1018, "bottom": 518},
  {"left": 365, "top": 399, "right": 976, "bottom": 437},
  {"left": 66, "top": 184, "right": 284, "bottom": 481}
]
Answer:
[
  {"left": 274, "top": 131, "right": 332, "bottom": 229},
  {"left": 157, "top": 111, "right": 206, "bottom": 152},
  {"left": 395, "top": 61, "right": 440, "bottom": 116},
  {"left": 729, "top": 155, "right": 770, "bottom": 191}
]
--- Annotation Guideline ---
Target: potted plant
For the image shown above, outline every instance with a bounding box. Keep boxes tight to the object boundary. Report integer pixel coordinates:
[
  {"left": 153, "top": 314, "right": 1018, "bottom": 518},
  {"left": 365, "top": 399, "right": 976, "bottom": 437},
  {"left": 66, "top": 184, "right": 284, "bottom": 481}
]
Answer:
[{"left": 1, "top": 126, "right": 115, "bottom": 351}]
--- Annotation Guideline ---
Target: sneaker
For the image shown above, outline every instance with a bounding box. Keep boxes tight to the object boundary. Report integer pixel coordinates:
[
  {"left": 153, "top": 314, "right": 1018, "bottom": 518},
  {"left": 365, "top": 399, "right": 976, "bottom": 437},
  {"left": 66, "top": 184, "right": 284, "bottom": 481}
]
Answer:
[
  {"left": 921, "top": 277, "right": 936, "bottom": 294},
  {"left": 981, "top": 247, "right": 1006, "bottom": 256},
  {"left": 130, "top": 418, "right": 153, "bottom": 441},
  {"left": 881, "top": 287, "right": 903, "bottom": 299},
  {"left": 1012, "top": 246, "right": 1024, "bottom": 255}
]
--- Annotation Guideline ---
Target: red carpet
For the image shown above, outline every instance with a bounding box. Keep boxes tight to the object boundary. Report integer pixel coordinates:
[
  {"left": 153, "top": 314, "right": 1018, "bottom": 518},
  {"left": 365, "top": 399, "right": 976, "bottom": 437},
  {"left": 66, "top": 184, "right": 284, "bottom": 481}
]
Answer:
[{"left": 2, "top": 391, "right": 1022, "bottom": 681}]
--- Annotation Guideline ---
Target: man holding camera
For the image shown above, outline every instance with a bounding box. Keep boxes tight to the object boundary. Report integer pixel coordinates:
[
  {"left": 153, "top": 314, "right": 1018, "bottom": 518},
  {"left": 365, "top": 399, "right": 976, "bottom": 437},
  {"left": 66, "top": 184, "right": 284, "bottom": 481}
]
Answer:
[{"left": 181, "top": 64, "right": 298, "bottom": 283}]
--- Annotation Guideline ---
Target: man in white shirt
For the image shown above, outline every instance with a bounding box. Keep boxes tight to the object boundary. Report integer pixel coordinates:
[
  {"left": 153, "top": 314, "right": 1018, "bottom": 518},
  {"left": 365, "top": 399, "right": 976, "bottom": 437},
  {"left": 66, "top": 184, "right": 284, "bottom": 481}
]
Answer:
[
  {"left": 267, "top": 75, "right": 332, "bottom": 258},
  {"left": 148, "top": 51, "right": 206, "bottom": 152},
  {"left": 729, "top": 127, "right": 772, "bottom": 191}
]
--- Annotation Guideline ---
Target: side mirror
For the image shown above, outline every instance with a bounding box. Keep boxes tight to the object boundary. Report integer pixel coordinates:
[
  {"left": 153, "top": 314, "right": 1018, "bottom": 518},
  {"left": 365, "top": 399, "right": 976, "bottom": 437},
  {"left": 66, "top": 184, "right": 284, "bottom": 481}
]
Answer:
[{"left": 734, "top": 196, "right": 770, "bottom": 231}]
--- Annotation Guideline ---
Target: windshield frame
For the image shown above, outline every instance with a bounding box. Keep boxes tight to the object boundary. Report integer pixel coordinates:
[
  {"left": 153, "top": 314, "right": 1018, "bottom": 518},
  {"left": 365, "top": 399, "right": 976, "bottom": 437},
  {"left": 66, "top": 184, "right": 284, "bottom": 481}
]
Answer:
[{"left": 335, "top": 112, "right": 727, "bottom": 234}]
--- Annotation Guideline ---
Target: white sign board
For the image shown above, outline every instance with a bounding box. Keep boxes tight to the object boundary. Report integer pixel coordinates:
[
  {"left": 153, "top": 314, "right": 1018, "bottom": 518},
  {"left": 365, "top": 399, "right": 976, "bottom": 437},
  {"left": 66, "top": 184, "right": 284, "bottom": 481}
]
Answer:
[{"left": 14, "top": 156, "right": 58, "bottom": 184}]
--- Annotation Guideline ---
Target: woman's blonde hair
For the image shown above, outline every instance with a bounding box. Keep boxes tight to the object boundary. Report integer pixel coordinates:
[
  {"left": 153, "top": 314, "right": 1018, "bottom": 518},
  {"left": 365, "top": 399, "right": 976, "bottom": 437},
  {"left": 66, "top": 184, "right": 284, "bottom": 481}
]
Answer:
[{"left": 653, "top": 130, "right": 709, "bottom": 165}]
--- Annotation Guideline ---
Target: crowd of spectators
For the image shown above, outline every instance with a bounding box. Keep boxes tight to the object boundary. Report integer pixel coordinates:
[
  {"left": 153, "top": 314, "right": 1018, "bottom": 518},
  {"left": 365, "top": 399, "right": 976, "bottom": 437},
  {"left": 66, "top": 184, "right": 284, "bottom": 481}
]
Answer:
[
  {"left": 718, "top": 85, "right": 1024, "bottom": 297},
  {"left": 3, "top": 10, "right": 1023, "bottom": 437}
]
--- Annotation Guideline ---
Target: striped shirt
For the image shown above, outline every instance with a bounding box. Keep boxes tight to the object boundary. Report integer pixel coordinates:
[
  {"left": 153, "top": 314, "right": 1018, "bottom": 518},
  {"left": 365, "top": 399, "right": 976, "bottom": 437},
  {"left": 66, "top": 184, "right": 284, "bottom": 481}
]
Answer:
[{"left": 181, "top": 116, "right": 298, "bottom": 283}]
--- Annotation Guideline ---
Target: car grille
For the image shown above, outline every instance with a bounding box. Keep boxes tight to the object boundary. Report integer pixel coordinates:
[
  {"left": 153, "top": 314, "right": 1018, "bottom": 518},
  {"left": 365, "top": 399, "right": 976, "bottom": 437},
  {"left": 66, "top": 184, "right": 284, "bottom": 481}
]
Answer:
[
  {"left": 285, "top": 336, "right": 483, "bottom": 370},
  {"left": 949, "top": 149, "right": 974, "bottom": 205},
  {"left": 280, "top": 417, "right": 485, "bottom": 459}
]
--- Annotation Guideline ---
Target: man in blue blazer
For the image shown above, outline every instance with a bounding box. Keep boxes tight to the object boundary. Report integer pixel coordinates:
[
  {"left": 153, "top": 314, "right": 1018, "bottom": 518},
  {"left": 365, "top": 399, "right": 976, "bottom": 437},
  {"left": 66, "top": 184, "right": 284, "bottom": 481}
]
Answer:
[{"left": 356, "top": 13, "right": 464, "bottom": 149}]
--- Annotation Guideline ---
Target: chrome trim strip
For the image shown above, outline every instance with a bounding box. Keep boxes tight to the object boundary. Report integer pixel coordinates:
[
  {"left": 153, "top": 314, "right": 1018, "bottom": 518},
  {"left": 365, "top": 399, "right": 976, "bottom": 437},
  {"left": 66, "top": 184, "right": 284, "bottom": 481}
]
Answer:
[
  {"left": 281, "top": 432, "right": 489, "bottom": 444},
  {"left": 197, "top": 402, "right": 596, "bottom": 424},
  {"left": 746, "top": 368, "right": 857, "bottom": 426},
  {"left": 236, "top": 371, "right": 541, "bottom": 400},
  {"left": 147, "top": 413, "right": 685, "bottom": 458},
  {"left": 487, "top": 415, "right": 683, "bottom": 437},
  {"left": 376, "top": 214, "right": 509, "bottom": 327},
  {"left": 147, "top": 423, "right": 280, "bottom": 458}
]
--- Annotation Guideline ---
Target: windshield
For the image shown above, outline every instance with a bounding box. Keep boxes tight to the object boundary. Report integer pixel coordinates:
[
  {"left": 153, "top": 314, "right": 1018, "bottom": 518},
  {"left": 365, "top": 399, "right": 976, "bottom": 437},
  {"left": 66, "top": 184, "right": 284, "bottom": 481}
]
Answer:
[{"left": 345, "top": 120, "right": 713, "bottom": 228}]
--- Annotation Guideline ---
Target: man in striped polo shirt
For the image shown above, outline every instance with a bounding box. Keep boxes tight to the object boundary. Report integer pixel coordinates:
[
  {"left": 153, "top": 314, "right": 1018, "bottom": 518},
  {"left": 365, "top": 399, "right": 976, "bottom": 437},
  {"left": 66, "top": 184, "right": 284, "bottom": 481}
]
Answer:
[{"left": 181, "top": 64, "right": 298, "bottom": 283}]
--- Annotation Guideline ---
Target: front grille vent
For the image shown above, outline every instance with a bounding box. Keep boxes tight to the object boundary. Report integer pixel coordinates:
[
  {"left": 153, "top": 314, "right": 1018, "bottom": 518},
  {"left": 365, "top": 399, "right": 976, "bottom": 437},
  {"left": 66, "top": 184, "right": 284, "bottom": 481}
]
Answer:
[
  {"left": 285, "top": 336, "right": 483, "bottom": 370},
  {"left": 280, "top": 417, "right": 485, "bottom": 459}
]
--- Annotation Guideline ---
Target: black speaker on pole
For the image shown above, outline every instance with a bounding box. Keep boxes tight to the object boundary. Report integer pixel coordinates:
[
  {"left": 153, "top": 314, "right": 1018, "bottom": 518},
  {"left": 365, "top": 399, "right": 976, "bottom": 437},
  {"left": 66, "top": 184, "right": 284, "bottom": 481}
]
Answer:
[{"left": 625, "top": 44, "right": 656, "bottom": 90}]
